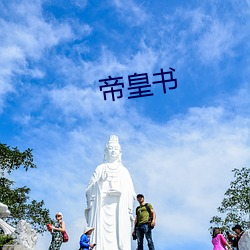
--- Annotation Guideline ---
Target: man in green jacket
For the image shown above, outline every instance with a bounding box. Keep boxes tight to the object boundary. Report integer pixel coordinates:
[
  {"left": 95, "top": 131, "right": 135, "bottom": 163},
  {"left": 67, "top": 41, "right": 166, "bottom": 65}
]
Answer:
[{"left": 133, "top": 194, "right": 156, "bottom": 250}]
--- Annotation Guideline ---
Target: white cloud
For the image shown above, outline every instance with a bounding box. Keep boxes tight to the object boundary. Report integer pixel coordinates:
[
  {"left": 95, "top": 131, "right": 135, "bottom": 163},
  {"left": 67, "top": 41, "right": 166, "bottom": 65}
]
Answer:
[
  {"left": 11, "top": 98, "right": 250, "bottom": 249},
  {"left": 112, "top": 0, "right": 148, "bottom": 26},
  {"left": 82, "top": 45, "right": 159, "bottom": 87},
  {"left": 0, "top": 1, "right": 74, "bottom": 110},
  {"left": 48, "top": 84, "right": 127, "bottom": 120},
  {"left": 81, "top": 47, "right": 128, "bottom": 85},
  {"left": 128, "top": 42, "right": 159, "bottom": 74},
  {"left": 0, "top": 2, "right": 73, "bottom": 57},
  {"left": 188, "top": 8, "right": 210, "bottom": 33},
  {"left": 73, "top": 0, "right": 88, "bottom": 9},
  {"left": 196, "top": 20, "right": 235, "bottom": 63},
  {"left": 2, "top": 2, "right": 250, "bottom": 250},
  {"left": 154, "top": 6, "right": 245, "bottom": 67}
]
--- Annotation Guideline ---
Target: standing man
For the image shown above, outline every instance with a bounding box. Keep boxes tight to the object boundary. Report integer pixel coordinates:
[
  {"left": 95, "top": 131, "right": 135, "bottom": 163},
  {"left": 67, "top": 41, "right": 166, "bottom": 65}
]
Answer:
[
  {"left": 231, "top": 225, "right": 244, "bottom": 250},
  {"left": 133, "top": 194, "right": 156, "bottom": 250}
]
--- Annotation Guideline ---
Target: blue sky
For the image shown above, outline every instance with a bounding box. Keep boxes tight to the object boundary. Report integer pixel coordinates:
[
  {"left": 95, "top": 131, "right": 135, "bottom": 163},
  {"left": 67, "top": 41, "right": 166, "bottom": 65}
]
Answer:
[{"left": 1, "top": 0, "right": 250, "bottom": 249}]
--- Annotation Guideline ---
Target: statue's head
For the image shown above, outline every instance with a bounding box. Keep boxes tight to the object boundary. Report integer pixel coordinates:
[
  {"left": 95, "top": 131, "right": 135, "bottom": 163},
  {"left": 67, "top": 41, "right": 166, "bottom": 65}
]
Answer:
[
  {"left": 0, "top": 202, "right": 10, "bottom": 218},
  {"left": 104, "top": 135, "right": 122, "bottom": 163}
]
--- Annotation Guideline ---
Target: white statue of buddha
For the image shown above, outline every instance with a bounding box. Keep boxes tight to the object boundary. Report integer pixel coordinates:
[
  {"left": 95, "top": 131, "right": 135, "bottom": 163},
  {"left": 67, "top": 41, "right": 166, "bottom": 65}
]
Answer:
[
  {"left": 0, "top": 202, "right": 15, "bottom": 235},
  {"left": 0, "top": 203, "right": 38, "bottom": 249},
  {"left": 85, "top": 135, "right": 136, "bottom": 250}
]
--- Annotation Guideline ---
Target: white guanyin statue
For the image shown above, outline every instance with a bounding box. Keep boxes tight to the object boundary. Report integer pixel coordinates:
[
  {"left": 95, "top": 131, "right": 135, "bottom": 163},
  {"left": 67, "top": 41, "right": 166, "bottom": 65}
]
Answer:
[
  {"left": 0, "top": 202, "right": 15, "bottom": 235},
  {"left": 0, "top": 202, "right": 37, "bottom": 250},
  {"left": 13, "top": 220, "right": 38, "bottom": 250},
  {"left": 85, "top": 135, "right": 136, "bottom": 250}
]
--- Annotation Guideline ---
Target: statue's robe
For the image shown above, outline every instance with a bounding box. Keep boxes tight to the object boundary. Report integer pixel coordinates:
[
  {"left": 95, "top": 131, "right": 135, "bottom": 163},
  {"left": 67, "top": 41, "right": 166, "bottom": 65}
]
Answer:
[{"left": 85, "top": 163, "right": 135, "bottom": 250}]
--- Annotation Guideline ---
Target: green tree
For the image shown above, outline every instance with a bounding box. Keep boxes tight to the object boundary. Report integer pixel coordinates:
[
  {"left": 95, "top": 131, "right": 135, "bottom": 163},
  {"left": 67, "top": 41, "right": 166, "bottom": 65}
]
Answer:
[
  {"left": 210, "top": 167, "right": 250, "bottom": 232},
  {"left": 0, "top": 143, "right": 52, "bottom": 233}
]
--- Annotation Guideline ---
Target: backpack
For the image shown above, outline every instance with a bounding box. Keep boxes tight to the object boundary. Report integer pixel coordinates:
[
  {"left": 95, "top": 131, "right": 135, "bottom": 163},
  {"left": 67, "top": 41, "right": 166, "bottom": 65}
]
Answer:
[{"left": 136, "top": 203, "right": 154, "bottom": 229}]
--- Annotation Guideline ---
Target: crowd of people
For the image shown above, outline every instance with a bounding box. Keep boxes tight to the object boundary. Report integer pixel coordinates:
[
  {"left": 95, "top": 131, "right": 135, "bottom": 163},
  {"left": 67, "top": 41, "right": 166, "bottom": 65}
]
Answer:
[
  {"left": 212, "top": 224, "right": 245, "bottom": 250},
  {"left": 47, "top": 210, "right": 248, "bottom": 250},
  {"left": 46, "top": 136, "right": 247, "bottom": 250},
  {"left": 47, "top": 193, "right": 156, "bottom": 250}
]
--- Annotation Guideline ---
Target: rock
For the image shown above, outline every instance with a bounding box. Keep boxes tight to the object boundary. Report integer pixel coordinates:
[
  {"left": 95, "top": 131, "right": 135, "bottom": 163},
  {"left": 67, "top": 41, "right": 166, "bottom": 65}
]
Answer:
[
  {"left": 2, "top": 245, "right": 26, "bottom": 250},
  {"left": 238, "top": 229, "right": 250, "bottom": 250}
]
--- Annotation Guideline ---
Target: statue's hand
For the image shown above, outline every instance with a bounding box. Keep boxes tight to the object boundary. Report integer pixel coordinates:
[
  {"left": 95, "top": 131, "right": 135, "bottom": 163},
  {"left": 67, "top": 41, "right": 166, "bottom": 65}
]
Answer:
[{"left": 129, "top": 213, "right": 135, "bottom": 222}]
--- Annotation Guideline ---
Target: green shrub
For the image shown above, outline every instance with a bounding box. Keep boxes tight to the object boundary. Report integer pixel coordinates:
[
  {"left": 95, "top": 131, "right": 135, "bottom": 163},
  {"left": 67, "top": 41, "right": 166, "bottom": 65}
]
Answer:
[{"left": 0, "top": 234, "right": 14, "bottom": 246}]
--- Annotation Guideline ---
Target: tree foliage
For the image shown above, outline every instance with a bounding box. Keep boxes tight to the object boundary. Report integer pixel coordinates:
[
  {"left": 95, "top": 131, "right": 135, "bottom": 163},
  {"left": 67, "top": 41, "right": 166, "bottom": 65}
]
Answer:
[
  {"left": 210, "top": 167, "right": 250, "bottom": 232},
  {"left": 0, "top": 234, "right": 14, "bottom": 246},
  {"left": 0, "top": 144, "right": 36, "bottom": 175},
  {"left": 0, "top": 143, "right": 52, "bottom": 233}
]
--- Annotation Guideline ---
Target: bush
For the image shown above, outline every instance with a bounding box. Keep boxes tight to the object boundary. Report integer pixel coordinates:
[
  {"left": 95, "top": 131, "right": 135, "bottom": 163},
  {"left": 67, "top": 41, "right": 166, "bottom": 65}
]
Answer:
[{"left": 0, "top": 234, "right": 14, "bottom": 247}]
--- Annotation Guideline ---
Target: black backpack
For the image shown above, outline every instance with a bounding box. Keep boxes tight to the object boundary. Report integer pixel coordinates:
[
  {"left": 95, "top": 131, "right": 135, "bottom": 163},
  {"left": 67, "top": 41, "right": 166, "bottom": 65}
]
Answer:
[{"left": 136, "top": 203, "right": 154, "bottom": 229}]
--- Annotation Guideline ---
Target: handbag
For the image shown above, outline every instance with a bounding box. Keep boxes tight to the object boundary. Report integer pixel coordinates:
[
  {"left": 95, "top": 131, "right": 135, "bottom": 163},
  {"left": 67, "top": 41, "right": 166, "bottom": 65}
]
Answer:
[{"left": 62, "top": 231, "right": 69, "bottom": 242}]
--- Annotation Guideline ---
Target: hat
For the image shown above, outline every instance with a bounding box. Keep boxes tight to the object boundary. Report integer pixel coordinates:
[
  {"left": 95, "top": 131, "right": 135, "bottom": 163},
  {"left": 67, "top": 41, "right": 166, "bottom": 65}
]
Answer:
[
  {"left": 136, "top": 194, "right": 144, "bottom": 198},
  {"left": 84, "top": 227, "right": 94, "bottom": 234},
  {"left": 55, "top": 212, "right": 63, "bottom": 218},
  {"left": 232, "top": 225, "right": 243, "bottom": 231}
]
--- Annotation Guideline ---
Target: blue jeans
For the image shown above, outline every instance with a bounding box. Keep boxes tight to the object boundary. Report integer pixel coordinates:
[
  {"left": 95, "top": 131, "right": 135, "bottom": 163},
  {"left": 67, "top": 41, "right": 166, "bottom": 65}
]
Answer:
[{"left": 136, "top": 223, "right": 155, "bottom": 250}]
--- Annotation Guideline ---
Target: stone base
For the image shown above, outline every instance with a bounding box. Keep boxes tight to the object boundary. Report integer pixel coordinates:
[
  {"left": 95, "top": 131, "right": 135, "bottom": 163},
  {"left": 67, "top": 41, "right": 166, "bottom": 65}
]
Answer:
[{"left": 1, "top": 245, "right": 26, "bottom": 250}]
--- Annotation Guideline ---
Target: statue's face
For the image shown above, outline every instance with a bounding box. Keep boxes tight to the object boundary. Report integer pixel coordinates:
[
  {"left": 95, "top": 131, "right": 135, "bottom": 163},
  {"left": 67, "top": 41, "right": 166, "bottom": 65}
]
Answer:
[{"left": 107, "top": 142, "right": 121, "bottom": 160}]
